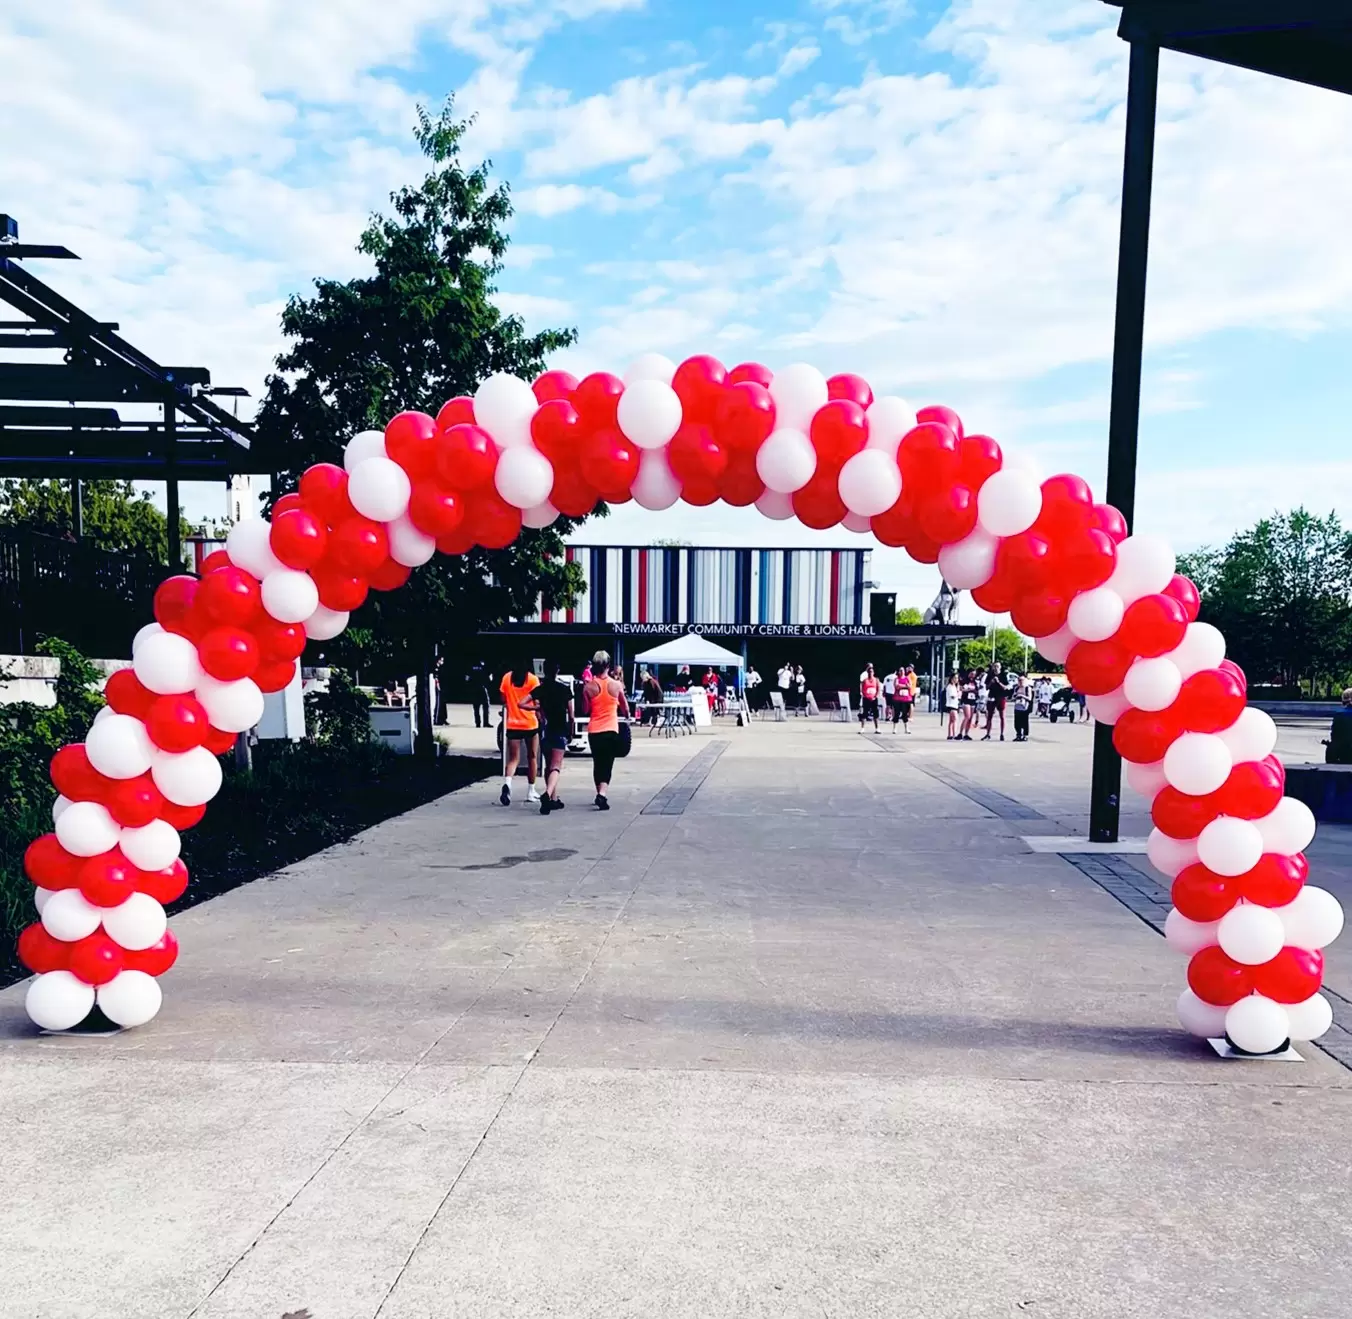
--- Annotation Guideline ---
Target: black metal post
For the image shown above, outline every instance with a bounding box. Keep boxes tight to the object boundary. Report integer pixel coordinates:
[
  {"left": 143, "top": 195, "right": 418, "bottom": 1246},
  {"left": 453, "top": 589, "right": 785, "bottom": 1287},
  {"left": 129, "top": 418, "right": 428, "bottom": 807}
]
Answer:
[
  {"left": 1089, "top": 38, "right": 1160, "bottom": 843},
  {"left": 164, "top": 400, "right": 181, "bottom": 571},
  {"left": 71, "top": 478, "right": 83, "bottom": 539}
]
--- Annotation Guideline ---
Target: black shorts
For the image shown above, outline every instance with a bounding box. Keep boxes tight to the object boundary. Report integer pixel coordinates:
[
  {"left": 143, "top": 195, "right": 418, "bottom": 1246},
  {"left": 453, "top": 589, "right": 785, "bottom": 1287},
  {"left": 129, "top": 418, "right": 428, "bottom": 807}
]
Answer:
[
  {"left": 505, "top": 727, "right": 538, "bottom": 741},
  {"left": 541, "top": 732, "right": 568, "bottom": 752},
  {"left": 862, "top": 697, "right": 880, "bottom": 719}
]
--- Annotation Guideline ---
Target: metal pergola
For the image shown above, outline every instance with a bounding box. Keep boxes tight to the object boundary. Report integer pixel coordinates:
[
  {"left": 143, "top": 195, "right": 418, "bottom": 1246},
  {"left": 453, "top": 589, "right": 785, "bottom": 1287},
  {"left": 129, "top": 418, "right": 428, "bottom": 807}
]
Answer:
[
  {"left": 0, "top": 214, "right": 260, "bottom": 567},
  {"left": 1088, "top": 2, "right": 1352, "bottom": 841}
]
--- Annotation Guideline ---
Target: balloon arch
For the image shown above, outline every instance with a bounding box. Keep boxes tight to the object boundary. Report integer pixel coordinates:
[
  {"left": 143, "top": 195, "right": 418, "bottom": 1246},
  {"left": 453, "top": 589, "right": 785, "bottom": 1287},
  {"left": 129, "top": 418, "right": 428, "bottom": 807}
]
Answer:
[{"left": 17, "top": 354, "right": 1344, "bottom": 1052}]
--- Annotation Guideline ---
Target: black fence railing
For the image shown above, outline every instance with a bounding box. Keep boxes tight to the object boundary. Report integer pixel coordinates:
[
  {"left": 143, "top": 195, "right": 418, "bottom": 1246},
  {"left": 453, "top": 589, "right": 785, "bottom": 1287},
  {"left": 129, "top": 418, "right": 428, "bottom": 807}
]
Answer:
[{"left": 0, "top": 528, "right": 166, "bottom": 659}]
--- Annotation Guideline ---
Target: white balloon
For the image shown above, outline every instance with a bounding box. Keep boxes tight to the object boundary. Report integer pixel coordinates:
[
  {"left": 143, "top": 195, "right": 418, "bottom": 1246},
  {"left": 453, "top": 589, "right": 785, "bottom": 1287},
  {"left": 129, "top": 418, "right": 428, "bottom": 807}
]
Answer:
[
  {"left": 1148, "top": 828, "right": 1199, "bottom": 877},
  {"left": 226, "top": 518, "right": 283, "bottom": 580},
  {"left": 1066, "top": 587, "right": 1125, "bottom": 642},
  {"left": 1125, "top": 759, "right": 1168, "bottom": 800},
  {"left": 195, "top": 675, "right": 264, "bottom": 734},
  {"left": 756, "top": 428, "right": 816, "bottom": 494},
  {"left": 755, "top": 489, "right": 795, "bottom": 520},
  {"left": 976, "top": 469, "right": 1041, "bottom": 537},
  {"left": 1274, "top": 886, "right": 1344, "bottom": 950},
  {"left": 1164, "top": 907, "right": 1218, "bottom": 955},
  {"left": 631, "top": 448, "right": 681, "bottom": 510},
  {"left": 1105, "top": 534, "right": 1175, "bottom": 606},
  {"left": 151, "top": 745, "right": 223, "bottom": 807},
  {"left": 1163, "top": 732, "right": 1233, "bottom": 797},
  {"left": 304, "top": 604, "right": 349, "bottom": 641},
  {"left": 622, "top": 353, "right": 676, "bottom": 385},
  {"left": 40, "top": 888, "right": 103, "bottom": 941},
  {"left": 348, "top": 456, "right": 411, "bottom": 522},
  {"left": 1218, "top": 707, "right": 1277, "bottom": 764},
  {"left": 85, "top": 713, "right": 155, "bottom": 780},
  {"left": 33, "top": 886, "right": 55, "bottom": 915},
  {"left": 837, "top": 450, "right": 902, "bottom": 518},
  {"left": 617, "top": 380, "right": 683, "bottom": 450},
  {"left": 841, "top": 511, "right": 872, "bottom": 533},
  {"left": 97, "top": 969, "right": 163, "bottom": 1028},
  {"left": 54, "top": 800, "right": 119, "bottom": 858},
  {"left": 1085, "top": 688, "right": 1131, "bottom": 725},
  {"left": 1285, "top": 992, "right": 1334, "bottom": 1041},
  {"left": 1123, "top": 657, "right": 1182, "bottom": 712},
  {"left": 1166, "top": 623, "right": 1226, "bottom": 680},
  {"left": 1255, "top": 797, "right": 1316, "bottom": 856},
  {"left": 768, "top": 363, "right": 828, "bottom": 433},
  {"left": 1031, "top": 623, "right": 1075, "bottom": 665},
  {"left": 864, "top": 396, "right": 916, "bottom": 456},
  {"left": 26, "top": 971, "right": 96, "bottom": 1031},
  {"left": 494, "top": 446, "right": 554, "bottom": 511},
  {"left": 133, "top": 631, "right": 202, "bottom": 696},
  {"left": 522, "top": 501, "right": 560, "bottom": 529},
  {"left": 1197, "top": 817, "right": 1264, "bottom": 877},
  {"left": 386, "top": 513, "right": 437, "bottom": 567},
  {"left": 1225, "top": 996, "right": 1290, "bottom": 1054},
  {"left": 473, "top": 373, "right": 538, "bottom": 447},
  {"left": 343, "top": 429, "right": 387, "bottom": 472},
  {"left": 132, "top": 622, "right": 164, "bottom": 655},
  {"left": 52, "top": 795, "right": 73, "bottom": 824},
  {"left": 1177, "top": 988, "right": 1229, "bottom": 1038},
  {"left": 937, "top": 528, "right": 998, "bottom": 592},
  {"left": 1217, "top": 903, "right": 1285, "bottom": 965},
  {"left": 91, "top": 705, "right": 115, "bottom": 727},
  {"left": 261, "top": 569, "right": 320, "bottom": 625},
  {"left": 102, "top": 893, "right": 167, "bottom": 951},
  {"left": 119, "top": 819, "right": 180, "bottom": 872}
]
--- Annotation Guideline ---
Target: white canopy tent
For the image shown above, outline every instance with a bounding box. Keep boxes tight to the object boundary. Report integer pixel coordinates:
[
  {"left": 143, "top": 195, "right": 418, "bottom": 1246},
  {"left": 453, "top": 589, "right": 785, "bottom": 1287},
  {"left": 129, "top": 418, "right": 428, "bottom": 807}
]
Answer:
[{"left": 633, "top": 635, "right": 744, "bottom": 670}]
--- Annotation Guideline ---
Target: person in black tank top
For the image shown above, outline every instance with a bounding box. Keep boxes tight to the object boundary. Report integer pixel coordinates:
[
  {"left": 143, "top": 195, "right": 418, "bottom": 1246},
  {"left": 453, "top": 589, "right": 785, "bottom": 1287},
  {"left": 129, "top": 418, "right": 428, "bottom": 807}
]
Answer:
[{"left": 538, "top": 659, "right": 574, "bottom": 815}]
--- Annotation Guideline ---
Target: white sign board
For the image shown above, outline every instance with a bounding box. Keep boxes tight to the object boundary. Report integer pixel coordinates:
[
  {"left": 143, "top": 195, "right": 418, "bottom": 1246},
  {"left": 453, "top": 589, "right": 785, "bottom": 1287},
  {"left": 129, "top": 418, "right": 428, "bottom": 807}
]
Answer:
[
  {"left": 369, "top": 706, "right": 414, "bottom": 755},
  {"left": 257, "top": 670, "right": 306, "bottom": 741},
  {"left": 689, "top": 687, "right": 712, "bottom": 728}
]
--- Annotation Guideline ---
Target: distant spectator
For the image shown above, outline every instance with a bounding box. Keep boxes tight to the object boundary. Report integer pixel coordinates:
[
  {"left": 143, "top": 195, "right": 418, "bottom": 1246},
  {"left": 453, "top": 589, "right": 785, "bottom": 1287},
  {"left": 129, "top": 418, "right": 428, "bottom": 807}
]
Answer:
[{"left": 1326, "top": 689, "right": 1352, "bottom": 764}]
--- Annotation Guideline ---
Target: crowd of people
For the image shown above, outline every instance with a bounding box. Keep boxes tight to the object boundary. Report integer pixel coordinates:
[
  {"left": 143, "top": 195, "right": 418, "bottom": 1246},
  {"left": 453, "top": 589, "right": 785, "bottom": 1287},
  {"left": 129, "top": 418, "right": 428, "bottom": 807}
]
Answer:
[
  {"left": 939, "top": 664, "right": 1085, "bottom": 742},
  {"left": 858, "top": 663, "right": 920, "bottom": 733}
]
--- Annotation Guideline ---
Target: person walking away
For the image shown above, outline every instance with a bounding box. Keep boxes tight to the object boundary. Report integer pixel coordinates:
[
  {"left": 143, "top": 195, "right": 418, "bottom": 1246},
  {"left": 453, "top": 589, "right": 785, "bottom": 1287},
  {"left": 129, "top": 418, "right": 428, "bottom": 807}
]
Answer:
[
  {"left": 581, "top": 651, "right": 629, "bottom": 810},
  {"left": 1076, "top": 689, "right": 1088, "bottom": 722},
  {"left": 640, "top": 668, "right": 663, "bottom": 726},
  {"left": 1324, "top": 689, "right": 1352, "bottom": 763},
  {"left": 499, "top": 662, "right": 541, "bottom": 805},
  {"left": 983, "top": 663, "right": 1008, "bottom": 741},
  {"left": 882, "top": 667, "right": 898, "bottom": 731},
  {"left": 1013, "top": 674, "right": 1032, "bottom": 742},
  {"left": 859, "top": 664, "right": 882, "bottom": 734},
  {"left": 895, "top": 665, "right": 915, "bottom": 734},
  {"left": 960, "top": 670, "right": 978, "bottom": 740},
  {"left": 945, "top": 674, "right": 961, "bottom": 739},
  {"left": 537, "top": 659, "right": 574, "bottom": 814}
]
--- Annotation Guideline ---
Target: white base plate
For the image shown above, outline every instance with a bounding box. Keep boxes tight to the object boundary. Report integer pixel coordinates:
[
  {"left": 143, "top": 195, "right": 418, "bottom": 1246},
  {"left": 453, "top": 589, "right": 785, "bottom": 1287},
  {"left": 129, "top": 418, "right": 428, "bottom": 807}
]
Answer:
[
  {"left": 1208, "top": 1038, "right": 1303, "bottom": 1062},
  {"left": 1021, "top": 836, "right": 1149, "bottom": 854}
]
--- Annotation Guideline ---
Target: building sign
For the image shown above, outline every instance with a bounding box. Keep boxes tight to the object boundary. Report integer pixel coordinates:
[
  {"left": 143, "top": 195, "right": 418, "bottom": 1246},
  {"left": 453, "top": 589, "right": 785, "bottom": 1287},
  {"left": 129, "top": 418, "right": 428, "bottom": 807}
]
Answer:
[{"left": 610, "top": 622, "right": 879, "bottom": 638}]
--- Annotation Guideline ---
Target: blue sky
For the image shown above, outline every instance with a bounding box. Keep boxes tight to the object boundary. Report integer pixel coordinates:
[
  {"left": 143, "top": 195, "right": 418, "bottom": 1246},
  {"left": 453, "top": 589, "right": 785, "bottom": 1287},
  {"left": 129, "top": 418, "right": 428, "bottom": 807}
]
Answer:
[{"left": 4, "top": 0, "right": 1352, "bottom": 615}]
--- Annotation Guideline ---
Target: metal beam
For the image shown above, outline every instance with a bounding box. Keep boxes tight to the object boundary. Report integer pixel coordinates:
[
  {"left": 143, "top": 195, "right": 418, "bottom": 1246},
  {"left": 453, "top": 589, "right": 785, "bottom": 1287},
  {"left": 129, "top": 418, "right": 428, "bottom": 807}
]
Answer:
[{"left": 165, "top": 401, "right": 181, "bottom": 571}]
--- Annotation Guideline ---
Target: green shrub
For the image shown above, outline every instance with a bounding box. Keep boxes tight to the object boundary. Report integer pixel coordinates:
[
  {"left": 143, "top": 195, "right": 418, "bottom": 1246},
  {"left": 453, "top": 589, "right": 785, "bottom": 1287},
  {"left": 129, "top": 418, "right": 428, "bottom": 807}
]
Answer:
[{"left": 304, "top": 668, "right": 374, "bottom": 748}]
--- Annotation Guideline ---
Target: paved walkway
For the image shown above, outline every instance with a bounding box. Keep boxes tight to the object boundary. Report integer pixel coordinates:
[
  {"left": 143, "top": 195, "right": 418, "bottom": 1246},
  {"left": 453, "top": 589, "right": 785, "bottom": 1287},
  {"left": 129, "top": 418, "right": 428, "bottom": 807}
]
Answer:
[{"left": 3, "top": 714, "right": 1351, "bottom": 1319}]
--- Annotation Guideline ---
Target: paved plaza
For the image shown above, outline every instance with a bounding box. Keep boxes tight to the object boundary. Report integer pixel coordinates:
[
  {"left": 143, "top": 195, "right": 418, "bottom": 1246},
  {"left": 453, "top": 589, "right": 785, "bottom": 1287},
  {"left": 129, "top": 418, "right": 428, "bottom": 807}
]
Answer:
[{"left": 3, "top": 711, "right": 1351, "bottom": 1318}]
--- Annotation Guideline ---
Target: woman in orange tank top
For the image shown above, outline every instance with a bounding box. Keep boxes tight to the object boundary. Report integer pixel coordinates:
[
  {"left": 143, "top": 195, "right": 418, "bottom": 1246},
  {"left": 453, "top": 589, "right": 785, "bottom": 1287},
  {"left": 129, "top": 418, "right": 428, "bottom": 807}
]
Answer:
[
  {"left": 581, "top": 650, "right": 629, "bottom": 810},
  {"left": 498, "top": 661, "right": 540, "bottom": 806}
]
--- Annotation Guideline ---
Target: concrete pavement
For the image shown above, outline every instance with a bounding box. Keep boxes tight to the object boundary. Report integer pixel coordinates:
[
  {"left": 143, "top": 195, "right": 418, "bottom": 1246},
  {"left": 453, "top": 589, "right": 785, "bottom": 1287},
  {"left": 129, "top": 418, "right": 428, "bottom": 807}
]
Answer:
[{"left": 3, "top": 712, "right": 1351, "bottom": 1319}]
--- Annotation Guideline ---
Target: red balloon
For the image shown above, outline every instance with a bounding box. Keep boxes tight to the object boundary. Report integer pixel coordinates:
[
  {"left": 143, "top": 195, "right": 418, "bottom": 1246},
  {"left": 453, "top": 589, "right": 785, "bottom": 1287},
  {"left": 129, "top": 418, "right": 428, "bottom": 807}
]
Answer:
[
  {"left": 369, "top": 559, "right": 412, "bottom": 592},
  {"left": 408, "top": 483, "right": 464, "bottom": 538},
  {"left": 1188, "top": 946, "right": 1252, "bottom": 1006},
  {"left": 916, "top": 404, "right": 963, "bottom": 439},
  {"left": 870, "top": 492, "right": 916, "bottom": 549},
  {"left": 1113, "top": 708, "right": 1181, "bottom": 763},
  {"left": 1118, "top": 593, "right": 1188, "bottom": 658},
  {"left": 160, "top": 800, "right": 206, "bottom": 831},
  {"left": 532, "top": 370, "right": 578, "bottom": 404},
  {"left": 79, "top": 850, "right": 139, "bottom": 907},
  {"left": 1011, "top": 591, "right": 1070, "bottom": 640},
  {"left": 198, "top": 627, "right": 260, "bottom": 682},
  {"left": 916, "top": 485, "right": 977, "bottom": 546},
  {"left": 270, "top": 493, "right": 305, "bottom": 519},
  {"left": 727, "top": 362, "right": 773, "bottom": 387},
  {"left": 1172, "top": 864, "right": 1239, "bottom": 922},
  {"left": 1253, "top": 947, "right": 1323, "bottom": 1004},
  {"left": 269, "top": 509, "right": 328, "bottom": 571},
  {"left": 1036, "top": 474, "right": 1094, "bottom": 538},
  {"left": 50, "top": 744, "right": 108, "bottom": 802},
  {"left": 995, "top": 531, "right": 1053, "bottom": 594},
  {"left": 384, "top": 411, "right": 438, "bottom": 479},
  {"left": 138, "top": 861, "right": 188, "bottom": 905},
  {"left": 69, "top": 932, "right": 125, "bottom": 986},
  {"left": 104, "top": 668, "right": 155, "bottom": 719},
  {"left": 200, "top": 549, "right": 232, "bottom": 573},
  {"left": 202, "top": 726, "right": 237, "bottom": 755},
  {"left": 680, "top": 476, "right": 720, "bottom": 508},
  {"left": 529, "top": 399, "right": 581, "bottom": 467},
  {"left": 1215, "top": 757, "right": 1284, "bottom": 820},
  {"left": 146, "top": 694, "right": 209, "bottom": 753},
  {"left": 827, "top": 373, "right": 873, "bottom": 408},
  {"left": 435, "top": 525, "right": 476, "bottom": 557},
  {"left": 105, "top": 775, "right": 166, "bottom": 829},
  {"left": 718, "top": 451, "right": 764, "bottom": 507},
  {"left": 549, "top": 466, "right": 600, "bottom": 518},
  {"left": 715, "top": 381, "right": 776, "bottom": 454},
  {"left": 18, "top": 923, "right": 69, "bottom": 974},
  {"left": 572, "top": 372, "right": 625, "bottom": 430},
  {"left": 1239, "top": 852, "right": 1307, "bottom": 907},
  {"left": 196, "top": 565, "right": 261, "bottom": 627},
  {"left": 809, "top": 400, "right": 867, "bottom": 470},
  {"left": 971, "top": 576, "right": 1015, "bottom": 614},
  {"left": 897, "top": 423, "right": 959, "bottom": 493},
  {"left": 582, "top": 429, "right": 641, "bottom": 501},
  {"left": 908, "top": 530, "right": 943, "bottom": 566},
  {"left": 1088, "top": 503, "right": 1128, "bottom": 544},
  {"left": 467, "top": 492, "right": 522, "bottom": 549},
  {"left": 311, "top": 565, "right": 369, "bottom": 613},
  {"left": 672, "top": 355, "right": 727, "bottom": 425},
  {"left": 124, "top": 930, "right": 180, "bottom": 977},
  {"left": 1065, "top": 638, "right": 1133, "bottom": 696},
  {"left": 1061, "top": 528, "right": 1118, "bottom": 593},
  {"left": 299, "top": 463, "right": 356, "bottom": 526},
  {"left": 435, "top": 396, "right": 476, "bottom": 430},
  {"left": 254, "top": 619, "right": 306, "bottom": 664},
  {"left": 1175, "top": 668, "right": 1246, "bottom": 734},
  {"left": 793, "top": 473, "right": 846, "bottom": 529},
  {"left": 1164, "top": 573, "right": 1201, "bottom": 622},
  {"left": 434, "top": 423, "right": 498, "bottom": 492},
  {"left": 1220, "top": 658, "right": 1247, "bottom": 694},
  {"left": 24, "top": 834, "right": 82, "bottom": 890},
  {"left": 327, "top": 517, "right": 390, "bottom": 576},
  {"left": 669, "top": 423, "right": 727, "bottom": 487},
  {"left": 254, "top": 659, "right": 298, "bottom": 693},
  {"left": 956, "top": 434, "right": 1001, "bottom": 486},
  {"left": 154, "top": 575, "right": 200, "bottom": 636},
  {"left": 1152, "top": 786, "right": 1222, "bottom": 840}
]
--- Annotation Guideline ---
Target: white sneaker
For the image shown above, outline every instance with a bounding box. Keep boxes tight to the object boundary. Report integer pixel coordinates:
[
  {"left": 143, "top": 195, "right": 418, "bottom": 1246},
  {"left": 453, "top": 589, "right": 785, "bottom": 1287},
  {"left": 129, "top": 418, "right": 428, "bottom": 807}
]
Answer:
[{"left": 527, "top": 787, "right": 542, "bottom": 803}]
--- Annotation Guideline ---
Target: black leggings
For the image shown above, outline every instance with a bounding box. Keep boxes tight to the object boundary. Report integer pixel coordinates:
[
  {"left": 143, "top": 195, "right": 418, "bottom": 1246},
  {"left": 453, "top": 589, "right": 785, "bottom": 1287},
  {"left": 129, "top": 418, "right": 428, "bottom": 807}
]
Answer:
[
  {"left": 590, "top": 730, "right": 621, "bottom": 787},
  {"left": 1014, "top": 708, "right": 1030, "bottom": 739}
]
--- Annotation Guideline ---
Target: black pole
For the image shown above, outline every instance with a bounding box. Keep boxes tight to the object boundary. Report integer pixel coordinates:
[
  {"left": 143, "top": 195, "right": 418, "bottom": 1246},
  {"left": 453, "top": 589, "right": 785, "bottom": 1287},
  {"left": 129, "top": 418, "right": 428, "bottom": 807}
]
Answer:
[
  {"left": 1089, "top": 37, "right": 1159, "bottom": 844},
  {"left": 71, "top": 478, "right": 83, "bottom": 539},
  {"left": 164, "top": 400, "right": 181, "bottom": 572}
]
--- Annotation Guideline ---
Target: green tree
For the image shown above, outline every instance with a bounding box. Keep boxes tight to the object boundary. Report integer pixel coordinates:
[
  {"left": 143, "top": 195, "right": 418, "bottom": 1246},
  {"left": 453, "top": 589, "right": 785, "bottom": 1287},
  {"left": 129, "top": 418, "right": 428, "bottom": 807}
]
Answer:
[
  {"left": 957, "top": 626, "right": 1034, "bottom": 674},
  {"left": 895, "top": 606, "right": 924, "bottom": 625},
  {"left": 0, "top": 479, "right": 194, "bottom": 566},
  {"left": 253, "top": 99, "right": 591, "bottom": 751}
]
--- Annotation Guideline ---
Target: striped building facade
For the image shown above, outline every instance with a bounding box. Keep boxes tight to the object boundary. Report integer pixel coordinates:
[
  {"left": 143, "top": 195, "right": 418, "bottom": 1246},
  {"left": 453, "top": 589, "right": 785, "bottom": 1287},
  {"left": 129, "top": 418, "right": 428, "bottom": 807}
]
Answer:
[{"left": 530, "top": 546, "right": 871, "bottom": 627}]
